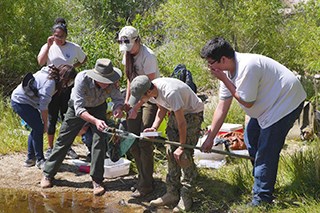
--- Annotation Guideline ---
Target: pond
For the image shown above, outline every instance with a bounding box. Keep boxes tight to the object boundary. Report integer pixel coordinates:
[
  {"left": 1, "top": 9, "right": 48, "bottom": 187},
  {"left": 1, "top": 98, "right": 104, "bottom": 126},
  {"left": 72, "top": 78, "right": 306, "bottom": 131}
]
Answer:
[{"left": 0, "top": 188, "right": 144, "bottom": 213}]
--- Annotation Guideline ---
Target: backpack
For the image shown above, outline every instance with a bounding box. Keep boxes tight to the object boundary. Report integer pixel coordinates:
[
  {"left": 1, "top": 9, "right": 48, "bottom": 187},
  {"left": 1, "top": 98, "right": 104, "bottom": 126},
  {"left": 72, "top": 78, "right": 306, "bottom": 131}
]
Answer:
[
  {"left": 171, "top": 64, "right": 197, "bottom": 93},
  {"left": 22, "top": 72, "right": 39, "bottom": 97}
]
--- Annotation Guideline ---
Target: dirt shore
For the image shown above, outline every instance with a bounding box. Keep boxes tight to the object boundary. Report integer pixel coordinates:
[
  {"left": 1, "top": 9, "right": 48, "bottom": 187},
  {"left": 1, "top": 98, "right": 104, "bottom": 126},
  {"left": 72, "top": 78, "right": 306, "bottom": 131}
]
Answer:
[{"left": 0, "top": 143, "right": 170, "bottom": 212}]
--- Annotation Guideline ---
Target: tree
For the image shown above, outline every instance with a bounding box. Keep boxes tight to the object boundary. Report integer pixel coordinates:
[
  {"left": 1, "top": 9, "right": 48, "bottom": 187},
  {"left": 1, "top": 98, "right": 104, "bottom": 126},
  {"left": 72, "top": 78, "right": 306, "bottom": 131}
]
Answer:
[{"left": 0, "top": 0, "right": 68, "bottom": 95}]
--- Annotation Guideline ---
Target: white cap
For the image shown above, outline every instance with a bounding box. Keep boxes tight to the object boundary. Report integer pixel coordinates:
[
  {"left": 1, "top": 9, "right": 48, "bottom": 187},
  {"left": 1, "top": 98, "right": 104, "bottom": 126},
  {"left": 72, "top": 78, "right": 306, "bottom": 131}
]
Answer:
[{"left": 118, "top": 26, "right": 138, "bottom": 40}]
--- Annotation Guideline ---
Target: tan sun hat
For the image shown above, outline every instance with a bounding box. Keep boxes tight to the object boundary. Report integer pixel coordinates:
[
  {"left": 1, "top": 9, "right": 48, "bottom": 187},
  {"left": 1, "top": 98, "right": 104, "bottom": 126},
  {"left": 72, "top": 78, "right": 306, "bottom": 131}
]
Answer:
[{"left": 86, "top": 58, "right": 122, "bottom": 83}]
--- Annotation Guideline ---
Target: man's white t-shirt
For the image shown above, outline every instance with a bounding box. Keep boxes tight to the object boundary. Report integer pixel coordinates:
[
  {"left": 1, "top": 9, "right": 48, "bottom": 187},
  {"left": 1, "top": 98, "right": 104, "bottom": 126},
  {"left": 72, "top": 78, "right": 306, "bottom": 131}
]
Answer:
[
  {"left": 149, "top": 78, "right": 204, "bottom": 114},
  {"left": 40, "top": 41, "right": 86, "bottom": 67},
  {"left": 219, "top": 52, "right": 306, "bottom": 129}
]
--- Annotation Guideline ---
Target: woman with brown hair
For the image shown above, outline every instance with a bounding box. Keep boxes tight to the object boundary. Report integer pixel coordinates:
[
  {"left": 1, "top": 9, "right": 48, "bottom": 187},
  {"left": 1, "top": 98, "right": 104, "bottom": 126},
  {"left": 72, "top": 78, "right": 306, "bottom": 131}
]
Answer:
[
  {"left": 118, "top": 26, "right": 160, "bottom": 198},
  {"left": 11, "top": 65, "right": 77, "bottom": 170}
]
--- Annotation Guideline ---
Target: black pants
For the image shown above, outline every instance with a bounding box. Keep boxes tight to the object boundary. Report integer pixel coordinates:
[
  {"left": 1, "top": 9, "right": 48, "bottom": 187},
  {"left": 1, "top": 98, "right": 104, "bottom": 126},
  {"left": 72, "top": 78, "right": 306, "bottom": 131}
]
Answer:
[{"left": 48, "top": 86, "right": 72, "bottom": 135}]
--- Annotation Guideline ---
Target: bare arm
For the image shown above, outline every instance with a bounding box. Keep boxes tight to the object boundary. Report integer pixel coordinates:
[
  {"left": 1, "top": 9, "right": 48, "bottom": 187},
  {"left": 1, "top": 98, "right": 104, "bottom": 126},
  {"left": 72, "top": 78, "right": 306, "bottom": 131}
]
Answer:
[
  {"left": 172, "top": 108, "right": 187, "bottom": 164},
  {"left": 222, "top": 77, "right": 254, "bottom": 108},
  {"left": 79, "top": 111, "right": 108, "bottom": 132},
  {"left": 174, "top": 108, "right": 187, "bottom": 146},
  {"left": 37, "top": 36, "right": 54, "bottom": 66},
  {"left": 73, "top": 56, "right": 87, "bottom": 68},
  {"left": 144, "top": 105, "right": 168, "bottom": 132},
  {"left": 210, "top": 68, "right": 254, "bottom": 108},
  {"left": 125, "top": 79, "right": 130, "bottom": 104},
  {"left": 146, "top": 72, "right": 156, "bottom": 81},
  {"left": 41, "top": 110, "right": 48, "bottom": 133},
  {"left": 201, "top": 97, "right": 232, "bottom": 152}
]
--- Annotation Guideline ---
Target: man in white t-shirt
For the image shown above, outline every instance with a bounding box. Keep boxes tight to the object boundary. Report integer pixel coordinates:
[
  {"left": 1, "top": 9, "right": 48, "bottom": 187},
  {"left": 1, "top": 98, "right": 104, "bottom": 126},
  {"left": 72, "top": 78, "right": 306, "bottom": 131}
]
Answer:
[
  {"left": 200, "top": 37, "right": 306, "bottom": 206},
  {"left": 129, "top": 75, "right": 204, "bottom": 212}
]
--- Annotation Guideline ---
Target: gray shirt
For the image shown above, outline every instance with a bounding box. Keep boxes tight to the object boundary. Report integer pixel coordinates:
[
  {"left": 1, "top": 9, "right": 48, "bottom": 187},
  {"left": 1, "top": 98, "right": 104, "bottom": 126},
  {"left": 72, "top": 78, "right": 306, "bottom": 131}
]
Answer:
[
  {"left": 70, "top": 71, "right": 124, "bottom": 117},
  {"left": 11, "top": 67, "right": 56, "bottom": 110}
]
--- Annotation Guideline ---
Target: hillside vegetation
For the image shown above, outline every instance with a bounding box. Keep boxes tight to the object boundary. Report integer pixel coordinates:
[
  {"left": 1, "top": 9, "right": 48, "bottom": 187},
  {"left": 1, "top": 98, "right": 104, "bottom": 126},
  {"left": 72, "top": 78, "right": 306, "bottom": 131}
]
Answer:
[{"left": 1, "top": 1, "right": 320, "bottom": 212}]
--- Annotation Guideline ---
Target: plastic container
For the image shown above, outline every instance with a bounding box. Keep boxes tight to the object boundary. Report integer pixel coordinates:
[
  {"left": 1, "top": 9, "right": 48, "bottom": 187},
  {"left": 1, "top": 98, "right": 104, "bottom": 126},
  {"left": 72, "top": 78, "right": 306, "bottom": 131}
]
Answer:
[
  {"left": 69, "top": 159, "right": 89, "bottom": 167},
  {"left": 79, "top": 165, "right": 90, "bottom": 173},
  {"left": 103, "top": 158, "right": 131, "bottom": 178},
  {"left": 194, "top": 136, "right": 226, "bottom": 161},
  {"left": 214, "top": 123, "right": 243, "bottom": 136}
]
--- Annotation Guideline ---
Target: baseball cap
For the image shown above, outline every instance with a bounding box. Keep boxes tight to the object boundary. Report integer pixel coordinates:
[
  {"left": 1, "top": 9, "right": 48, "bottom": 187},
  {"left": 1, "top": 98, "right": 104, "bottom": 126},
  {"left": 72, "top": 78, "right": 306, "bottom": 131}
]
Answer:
[
  {"left": 118, "top": 26, "right": 139, "bottom": 52},
  {"left": 128, "top": 75, "right": 151, "bottom": 106},
  {"left": 118, "top": 26, "right": 138, "bottom": 40}
]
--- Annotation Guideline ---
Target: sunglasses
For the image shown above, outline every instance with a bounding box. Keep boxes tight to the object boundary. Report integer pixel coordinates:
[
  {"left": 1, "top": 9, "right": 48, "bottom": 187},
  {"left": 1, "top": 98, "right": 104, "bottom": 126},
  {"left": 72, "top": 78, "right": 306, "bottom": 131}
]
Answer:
[{"left": 117, "top": 39, "right": 130, "bottom": 44}]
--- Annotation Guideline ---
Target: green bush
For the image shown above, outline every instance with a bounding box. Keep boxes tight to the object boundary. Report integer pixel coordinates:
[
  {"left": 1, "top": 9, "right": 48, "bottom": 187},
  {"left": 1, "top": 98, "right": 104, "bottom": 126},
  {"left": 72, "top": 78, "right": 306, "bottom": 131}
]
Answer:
[{"left": 0, "top": 0, "right": 70, "bottom": 96}]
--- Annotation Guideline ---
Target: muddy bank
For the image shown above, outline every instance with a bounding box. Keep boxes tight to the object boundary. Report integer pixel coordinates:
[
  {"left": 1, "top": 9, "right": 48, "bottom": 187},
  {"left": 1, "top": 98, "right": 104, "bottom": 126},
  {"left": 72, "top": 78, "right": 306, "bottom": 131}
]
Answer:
[{"left": 0, "top": 144, "right": 170, "bottom": 212}]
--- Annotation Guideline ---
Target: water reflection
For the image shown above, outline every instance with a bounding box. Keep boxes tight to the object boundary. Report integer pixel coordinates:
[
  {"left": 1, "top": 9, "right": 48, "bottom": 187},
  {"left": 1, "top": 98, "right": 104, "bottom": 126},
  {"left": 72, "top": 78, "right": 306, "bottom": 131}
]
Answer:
[{"left": 0, "top": 188, "right": 141, "bottom": 213}]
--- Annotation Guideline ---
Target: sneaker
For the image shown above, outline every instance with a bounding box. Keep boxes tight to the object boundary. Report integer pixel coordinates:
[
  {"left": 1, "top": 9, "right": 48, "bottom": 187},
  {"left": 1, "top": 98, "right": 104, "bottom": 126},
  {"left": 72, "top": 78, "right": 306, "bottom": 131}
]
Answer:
[
  {"left": 36, "top": 159, "right": 46, "bottom": 170},
  {"left": 44, "top": 148, "right": 53, "bottom": 159},
  {"left": 24, "top": 158, "right": 36, "bottom": 167},
  {"left": 40, "top": 175, "right": 53, "bottom": 188},
  {"left": 67, "top": 148, "right": 79, "bottom": 159},
  {"left": 92, "top": 181, "right": 105, "bottom": 196},
  {"left": 150, "top": 192, "right": 179, "bottom": 207},
  {"left": 172, "top": 196, "right": 193, "bottom": 212},
  {"left": 131, "top": 188, "right": 153, "bottom": 198}
]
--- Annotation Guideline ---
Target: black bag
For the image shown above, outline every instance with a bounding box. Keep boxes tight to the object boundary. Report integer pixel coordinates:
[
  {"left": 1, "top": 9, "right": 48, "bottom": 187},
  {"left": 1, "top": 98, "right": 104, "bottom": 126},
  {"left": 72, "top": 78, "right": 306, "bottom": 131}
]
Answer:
[
  {"left": 171, "top": 64, "right": 197, "bottom": 93},
  {"left": 22, "top": 72, "right": 39, "bottom": 97}
]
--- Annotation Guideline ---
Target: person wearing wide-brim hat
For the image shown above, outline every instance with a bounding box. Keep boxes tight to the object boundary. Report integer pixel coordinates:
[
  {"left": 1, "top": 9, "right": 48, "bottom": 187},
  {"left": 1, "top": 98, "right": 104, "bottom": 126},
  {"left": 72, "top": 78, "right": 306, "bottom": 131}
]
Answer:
[{"left": 40, "top": 58, "right": 124, "bottom": 196}]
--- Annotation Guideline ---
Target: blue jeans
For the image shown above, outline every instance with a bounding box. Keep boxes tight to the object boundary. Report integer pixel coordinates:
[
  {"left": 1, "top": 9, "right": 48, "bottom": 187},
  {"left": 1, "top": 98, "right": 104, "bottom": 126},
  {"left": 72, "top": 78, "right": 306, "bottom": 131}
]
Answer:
[
  {"left": 244, "top": 101, "right": 304, "bottom": 204},
  {"left": 82, "top": 127, "right": 93, "bottom": 153},
  {"left": 11, "top": 101, "right": 45, "bottom": 161}
]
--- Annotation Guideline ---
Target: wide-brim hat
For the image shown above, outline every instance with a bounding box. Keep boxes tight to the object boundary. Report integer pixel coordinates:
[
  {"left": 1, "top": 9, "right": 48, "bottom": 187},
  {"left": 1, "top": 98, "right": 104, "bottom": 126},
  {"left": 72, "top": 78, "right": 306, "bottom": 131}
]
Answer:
[{"left": 86, "top": 58, "right": 122, "bottom": 83}]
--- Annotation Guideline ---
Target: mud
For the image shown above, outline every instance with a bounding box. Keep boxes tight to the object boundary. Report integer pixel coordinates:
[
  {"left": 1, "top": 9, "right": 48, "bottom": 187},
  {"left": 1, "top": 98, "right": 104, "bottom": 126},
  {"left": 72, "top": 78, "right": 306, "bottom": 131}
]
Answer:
[{"left": 0, "top": 144, "right": 170, "bottom": 213}]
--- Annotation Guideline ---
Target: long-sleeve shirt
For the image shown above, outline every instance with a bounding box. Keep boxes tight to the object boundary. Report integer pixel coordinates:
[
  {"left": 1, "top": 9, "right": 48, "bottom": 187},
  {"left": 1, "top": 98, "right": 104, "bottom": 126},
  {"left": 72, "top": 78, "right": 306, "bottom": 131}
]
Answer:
[
  {"left": 70, "top": 70, "right": 124, "bottom": 117},
  {"left": 11, "top": 67, "right": 56, "bottom": 110}
]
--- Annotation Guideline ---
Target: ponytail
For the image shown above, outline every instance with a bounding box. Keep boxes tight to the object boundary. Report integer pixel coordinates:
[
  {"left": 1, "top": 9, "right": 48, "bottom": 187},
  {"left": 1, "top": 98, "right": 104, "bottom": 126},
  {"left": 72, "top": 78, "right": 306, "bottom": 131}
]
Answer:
[
  {"left": 48, "top": 64, "right": 77, "bottom": 95},
  {"left": 52, "top": 17, "right": 68, "bottom": 35}
]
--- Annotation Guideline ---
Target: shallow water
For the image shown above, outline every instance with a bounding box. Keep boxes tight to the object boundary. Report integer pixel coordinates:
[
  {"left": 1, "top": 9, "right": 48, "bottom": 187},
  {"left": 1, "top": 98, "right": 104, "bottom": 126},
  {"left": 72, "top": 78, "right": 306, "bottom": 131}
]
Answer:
[{"left": 0, "top": 188, "right": 142, "bottom": 213}]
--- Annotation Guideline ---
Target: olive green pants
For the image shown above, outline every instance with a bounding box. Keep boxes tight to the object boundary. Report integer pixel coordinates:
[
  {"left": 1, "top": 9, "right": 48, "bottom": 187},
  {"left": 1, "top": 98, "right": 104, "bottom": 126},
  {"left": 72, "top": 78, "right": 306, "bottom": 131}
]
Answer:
[
  {"left": 43, "top": 102, "right": 108, "bottom": 183},
  {"left": 127, "top": 102, "right": 157, "bottom": 192}
]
